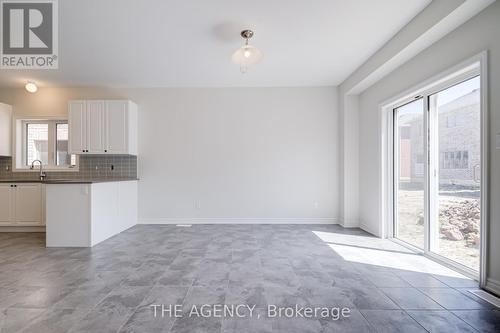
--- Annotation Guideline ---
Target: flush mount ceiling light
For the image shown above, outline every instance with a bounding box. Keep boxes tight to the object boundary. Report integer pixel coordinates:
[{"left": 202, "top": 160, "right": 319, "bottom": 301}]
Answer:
[
  {"left": 25, "top": 81, "right": 38, "bottom": 93},
  {"left": 231, "top": 29, "right": 263, "bottom": 73}
]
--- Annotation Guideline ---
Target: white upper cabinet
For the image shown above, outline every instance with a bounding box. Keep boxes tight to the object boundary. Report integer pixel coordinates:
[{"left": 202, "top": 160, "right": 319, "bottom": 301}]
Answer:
[
  {"left": 86, "top": 101, "right": 105, "bottom": 153},
  {"left": 0, "top": 103, "right": 12, "bottom": 156},
  {"left": 68, "top": 100, "right": 86, "bottom": 153},
  {"left": 68, "top": 100, "right": 137, "bottom": 155},
  {"left": 106, "top": 100, "right": 128, "bottom": 154}
]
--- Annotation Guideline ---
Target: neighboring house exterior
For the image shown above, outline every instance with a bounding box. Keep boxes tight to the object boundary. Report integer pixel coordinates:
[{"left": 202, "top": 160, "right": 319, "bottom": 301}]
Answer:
[
  {"left": 27, "top": 123, "right": 70, "bottom": 166},
  {"left": 399, "top": 89, "right": 480, "bottom": 187}
]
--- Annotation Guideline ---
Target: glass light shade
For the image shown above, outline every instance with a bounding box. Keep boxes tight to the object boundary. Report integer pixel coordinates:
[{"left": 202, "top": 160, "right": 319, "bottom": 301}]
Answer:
[
  {"left": 25, "top": 82, "right": 38, "bottom": 93},
  {"left": 231, "top": 44, "right": 263, "bottom": 67}
]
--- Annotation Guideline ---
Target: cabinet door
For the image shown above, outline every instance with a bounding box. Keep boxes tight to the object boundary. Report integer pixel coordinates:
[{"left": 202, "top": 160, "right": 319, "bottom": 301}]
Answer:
[
  {"left": 0, "top": 185, "right": 13, "bottom": 224},
  {"left": 105, "top": 101, "right": 128, "bottom": 154},
  {"left": 0, "top": 104, "right": 12, "bottom": 156},
  {"left": 14, "top": 184, "right": 42, "bottom": 225},
  {"left": 87, "top": 101, "right": 105, "bottom": 153},
  {"left": 68, "top": 101, "right": 86, "bottom": 154}
]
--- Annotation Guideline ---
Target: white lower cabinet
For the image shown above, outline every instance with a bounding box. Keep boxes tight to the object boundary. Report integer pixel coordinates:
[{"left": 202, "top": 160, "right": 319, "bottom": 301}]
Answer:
[
  {"left": 0, "top": 183, "right": 44, "bottom": 226},
  {"left": 0, "top": 185, "right": 13, "bottom": 224},
  {"left": 45, "top": 181, "right": 137, "bottom": 247}
]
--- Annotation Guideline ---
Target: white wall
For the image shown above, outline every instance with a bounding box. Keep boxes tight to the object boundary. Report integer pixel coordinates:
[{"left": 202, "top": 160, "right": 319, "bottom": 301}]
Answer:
[
  {"left": 136, "top": 88, "right": 338, "bottom": 222},
  {"left": 0, "top": 86, "right": 339, "bottom": 223},
  {"left": 356, "top": 2, "right": 500, "bottom": 292}
]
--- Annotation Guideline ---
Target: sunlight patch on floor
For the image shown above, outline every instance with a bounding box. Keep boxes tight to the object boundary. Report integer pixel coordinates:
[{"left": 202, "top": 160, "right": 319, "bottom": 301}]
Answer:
[
  {"left": 312, "top": 230, "right": 415, "bottom": 253},
  {"left": 313, "top": 230, "right": 470, "bottom": 279}
]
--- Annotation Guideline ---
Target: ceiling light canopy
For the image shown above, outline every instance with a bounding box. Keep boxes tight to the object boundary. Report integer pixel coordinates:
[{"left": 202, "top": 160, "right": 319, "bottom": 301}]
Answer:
[
  {"left": 25, "top": 81, "right": 38, "bottom": 93},
  {"left": 231, "top": 29, "right": 263, "bottom": 73}
]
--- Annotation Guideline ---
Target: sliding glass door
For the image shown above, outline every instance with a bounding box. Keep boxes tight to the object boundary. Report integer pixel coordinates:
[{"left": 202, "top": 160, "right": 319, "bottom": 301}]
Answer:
[
  {"left": 394, "top": 98, "right": 425, "bottom": 249},
  {"left": 393, "top": 73, "right": 482, "bottom": 273},
  {"left": 429, "top": 76, "right": 481, "bottom": 271}
]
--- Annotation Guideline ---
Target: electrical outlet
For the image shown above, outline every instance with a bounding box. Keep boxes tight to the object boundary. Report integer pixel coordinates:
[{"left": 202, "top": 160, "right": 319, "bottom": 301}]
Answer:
[
  {"left": 496, "top": 133, "right": 500, "bottom": 149},
  {"left": 314, "top": 201, "right": 319, "bottom": 209},
  {"left": 195, "top": 201, "right": 201, "bottom": 209}
]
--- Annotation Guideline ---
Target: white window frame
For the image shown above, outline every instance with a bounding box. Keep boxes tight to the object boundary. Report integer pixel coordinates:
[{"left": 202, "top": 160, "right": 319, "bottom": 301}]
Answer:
[
  {"left": 13, "top": 116, "right": 79, "bottom": 172},
  {"left": 379, "top": 51, "right": 488, "bottom": 285}
]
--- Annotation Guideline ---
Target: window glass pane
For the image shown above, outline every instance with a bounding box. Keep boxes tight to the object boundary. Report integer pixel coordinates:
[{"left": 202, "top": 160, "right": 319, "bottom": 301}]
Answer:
[
  {"left": 56, "top": 123, "right": 75, "bottom": 166},
  {"left": 26, "top": 123, "right": 49, "bottom": 165},
  {"left": 455, "top": 151, "right": 461, "bottom": 169}
]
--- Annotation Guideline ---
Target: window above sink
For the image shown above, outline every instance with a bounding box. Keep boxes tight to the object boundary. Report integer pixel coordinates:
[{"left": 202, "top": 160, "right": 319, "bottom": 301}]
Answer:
[{"left": 13, "top": 117, "right": 79, "bottom": 172}]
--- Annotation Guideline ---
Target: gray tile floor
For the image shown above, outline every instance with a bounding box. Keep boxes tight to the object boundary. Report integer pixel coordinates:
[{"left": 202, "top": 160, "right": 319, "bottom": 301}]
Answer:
[{"left": 0, "top": 224, "right": 499, "bottom": 332}]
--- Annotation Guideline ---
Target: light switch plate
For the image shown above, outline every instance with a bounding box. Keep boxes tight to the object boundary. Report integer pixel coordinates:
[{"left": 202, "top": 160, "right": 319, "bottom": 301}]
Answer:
[{"left": 497, "top": 134, "right": 500, "bottom": 149}]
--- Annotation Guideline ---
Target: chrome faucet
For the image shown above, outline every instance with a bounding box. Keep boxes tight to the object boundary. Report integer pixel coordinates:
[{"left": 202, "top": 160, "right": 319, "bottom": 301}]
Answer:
[{"left": 30, "top": 159, "right": 47, "bottom": 181}]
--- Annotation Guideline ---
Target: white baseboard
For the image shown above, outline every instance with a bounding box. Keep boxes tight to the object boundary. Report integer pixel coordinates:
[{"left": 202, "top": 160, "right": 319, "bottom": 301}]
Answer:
[
  {"left": 360, "top": 221, "right": 379, "bottom": 237},
  {"left": 139, "top": 217, "right": 338, "bottom": 225},
  {"left": 485, "top": 278, "right": 500, "bottom": 297},
  {"left": 0, "top": 226, "right": 45, "bottom": 232},
  {"left": 339, "top": 219, "right": 360, "bottom": 228}
]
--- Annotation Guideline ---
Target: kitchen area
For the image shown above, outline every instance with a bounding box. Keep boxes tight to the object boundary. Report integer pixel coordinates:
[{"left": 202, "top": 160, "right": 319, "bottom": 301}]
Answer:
[{"left": 0, "top": 100, "right": 139, "bottom": 247}]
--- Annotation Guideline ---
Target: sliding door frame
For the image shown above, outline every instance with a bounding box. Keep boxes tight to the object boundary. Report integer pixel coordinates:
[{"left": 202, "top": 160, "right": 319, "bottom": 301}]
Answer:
[{"left": 380, "top": 51, "right": 488, "bottom": 285}]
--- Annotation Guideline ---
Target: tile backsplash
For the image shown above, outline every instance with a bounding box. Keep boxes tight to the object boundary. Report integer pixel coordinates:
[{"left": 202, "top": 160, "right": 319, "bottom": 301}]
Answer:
[{"left": 0, "top": 155, "right": 137, "bottom": 181}]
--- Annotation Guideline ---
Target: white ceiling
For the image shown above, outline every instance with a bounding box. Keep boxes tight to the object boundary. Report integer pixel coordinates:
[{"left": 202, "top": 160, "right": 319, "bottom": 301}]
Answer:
[{"left": 0, "top": 0, "right": 431, "bottom": 88}]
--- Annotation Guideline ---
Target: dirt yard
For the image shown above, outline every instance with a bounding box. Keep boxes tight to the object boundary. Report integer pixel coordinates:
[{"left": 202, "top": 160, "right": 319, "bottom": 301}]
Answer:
[{"left": 397, "top": 189, "right": 480, "bottom": 270}]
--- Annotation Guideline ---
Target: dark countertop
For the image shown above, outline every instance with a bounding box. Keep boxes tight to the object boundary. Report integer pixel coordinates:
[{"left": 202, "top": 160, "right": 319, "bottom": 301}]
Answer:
[{"left": 0, "top": 178, "right": 139, "bottom": 184}]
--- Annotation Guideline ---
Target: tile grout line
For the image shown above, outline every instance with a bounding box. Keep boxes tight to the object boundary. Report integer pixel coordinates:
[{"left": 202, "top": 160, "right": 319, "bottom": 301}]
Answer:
[
  {"left": 114, "top": 285, "right": 156, "bottom": 333},
  {"left": 166, "top": 263, "right": 196, "bottom": 333}
]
